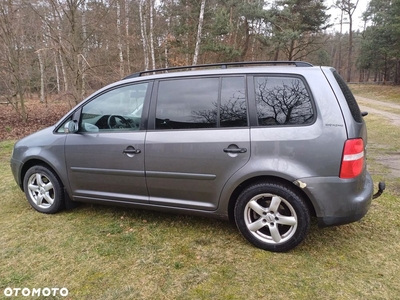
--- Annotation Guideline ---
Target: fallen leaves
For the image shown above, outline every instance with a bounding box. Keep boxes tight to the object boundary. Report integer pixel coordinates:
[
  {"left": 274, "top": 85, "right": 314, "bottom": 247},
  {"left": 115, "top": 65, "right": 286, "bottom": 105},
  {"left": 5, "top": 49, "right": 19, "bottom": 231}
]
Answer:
[{"left": 0, "top": 99, "right": 71, "bottom": 141}]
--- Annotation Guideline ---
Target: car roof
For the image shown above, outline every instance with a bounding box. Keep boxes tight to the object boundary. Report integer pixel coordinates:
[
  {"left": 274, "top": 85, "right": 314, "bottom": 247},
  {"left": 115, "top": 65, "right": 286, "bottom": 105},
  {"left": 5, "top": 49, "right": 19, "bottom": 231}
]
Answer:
[
  {"left": 89, "top": 62, "right": 332, "bottom": 101},
  {"left": 123, "top": 60, "right": 331, "bottom": 81}
]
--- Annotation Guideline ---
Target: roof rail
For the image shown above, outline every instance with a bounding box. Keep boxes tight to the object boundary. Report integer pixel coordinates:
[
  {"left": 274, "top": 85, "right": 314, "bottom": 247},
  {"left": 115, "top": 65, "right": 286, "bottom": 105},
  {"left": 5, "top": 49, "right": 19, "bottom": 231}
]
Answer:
[{"left": 123, "top": 61, "right": 313, "bottom": 79}]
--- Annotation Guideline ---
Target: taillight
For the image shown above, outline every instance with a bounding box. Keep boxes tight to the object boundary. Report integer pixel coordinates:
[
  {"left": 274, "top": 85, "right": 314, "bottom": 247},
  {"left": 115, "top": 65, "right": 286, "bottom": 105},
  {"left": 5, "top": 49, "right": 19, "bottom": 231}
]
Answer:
[{"left": 340, "top": 139, "right": 364, "bottom": 179}]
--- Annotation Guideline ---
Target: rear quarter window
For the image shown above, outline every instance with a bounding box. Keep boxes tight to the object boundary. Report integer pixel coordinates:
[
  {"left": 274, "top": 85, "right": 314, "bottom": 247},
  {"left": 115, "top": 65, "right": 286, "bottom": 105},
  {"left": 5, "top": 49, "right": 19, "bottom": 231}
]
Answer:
[
  {"left": 332, "top": 70, "right": 363, "bottom": 123},
  {"left": 254, "top": 76, "right": 315, "bottom": 126}
]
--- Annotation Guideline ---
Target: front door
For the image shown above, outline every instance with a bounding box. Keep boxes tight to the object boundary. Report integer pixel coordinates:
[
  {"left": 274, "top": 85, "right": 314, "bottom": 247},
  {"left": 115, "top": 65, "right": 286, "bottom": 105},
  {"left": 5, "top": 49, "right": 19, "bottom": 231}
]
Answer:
[{"left": 65, "top": 82, "right": 150, "bottom": 203}]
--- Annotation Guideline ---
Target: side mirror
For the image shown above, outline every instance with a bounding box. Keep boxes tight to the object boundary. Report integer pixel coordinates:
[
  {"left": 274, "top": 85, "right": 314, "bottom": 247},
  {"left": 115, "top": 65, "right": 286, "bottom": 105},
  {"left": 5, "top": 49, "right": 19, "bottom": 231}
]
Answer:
[{"left": 64, "top": 121, "right": 78, "bottom": 134}]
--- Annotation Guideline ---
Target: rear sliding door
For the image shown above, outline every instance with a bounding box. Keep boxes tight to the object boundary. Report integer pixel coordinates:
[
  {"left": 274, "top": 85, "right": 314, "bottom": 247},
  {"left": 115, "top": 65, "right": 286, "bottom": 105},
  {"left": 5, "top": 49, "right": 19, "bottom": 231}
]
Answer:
[{"left": 145, "top": 76, "right": 250, "bottom": 210}]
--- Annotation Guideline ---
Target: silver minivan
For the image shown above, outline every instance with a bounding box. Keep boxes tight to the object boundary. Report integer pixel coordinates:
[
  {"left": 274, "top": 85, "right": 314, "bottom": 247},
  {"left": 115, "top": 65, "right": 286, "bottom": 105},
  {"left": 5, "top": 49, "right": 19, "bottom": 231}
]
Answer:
[{"left": 10, "top": 62, "right": 384, "bottom": 252}]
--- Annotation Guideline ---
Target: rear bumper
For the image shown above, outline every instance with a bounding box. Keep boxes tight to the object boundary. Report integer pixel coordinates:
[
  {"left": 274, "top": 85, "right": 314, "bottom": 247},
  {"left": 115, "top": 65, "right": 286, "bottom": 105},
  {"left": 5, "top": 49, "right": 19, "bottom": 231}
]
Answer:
[{"left": 299, "top": 172, "right": 374, "bottom": 227}]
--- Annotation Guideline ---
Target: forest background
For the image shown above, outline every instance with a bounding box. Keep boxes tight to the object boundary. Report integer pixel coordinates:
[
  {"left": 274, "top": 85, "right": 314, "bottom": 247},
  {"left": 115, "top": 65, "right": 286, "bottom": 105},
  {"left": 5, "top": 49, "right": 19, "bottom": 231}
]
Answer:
[{"left": 0, "top": 0, "right": 399, "bottom": 122}]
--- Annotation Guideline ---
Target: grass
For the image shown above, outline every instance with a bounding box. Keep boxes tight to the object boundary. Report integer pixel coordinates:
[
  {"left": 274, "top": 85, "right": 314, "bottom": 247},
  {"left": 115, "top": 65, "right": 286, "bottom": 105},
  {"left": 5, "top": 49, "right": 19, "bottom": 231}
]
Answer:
[
  {"left": 357, "top": 100, "right": 400, "bottom": 116},
  {"left": 1, "top": 100, "right": 400, "bottom": 299},
  {"left": 350, "top": 83, "right": 400, "bottom": 104}
]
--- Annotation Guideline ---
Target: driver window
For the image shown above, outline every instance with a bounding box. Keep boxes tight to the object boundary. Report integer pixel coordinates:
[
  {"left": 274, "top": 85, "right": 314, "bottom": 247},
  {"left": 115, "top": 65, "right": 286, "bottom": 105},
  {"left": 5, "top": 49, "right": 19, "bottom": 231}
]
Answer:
[{"left": 80, "top": 83, "right": 148, "bottom": 132}]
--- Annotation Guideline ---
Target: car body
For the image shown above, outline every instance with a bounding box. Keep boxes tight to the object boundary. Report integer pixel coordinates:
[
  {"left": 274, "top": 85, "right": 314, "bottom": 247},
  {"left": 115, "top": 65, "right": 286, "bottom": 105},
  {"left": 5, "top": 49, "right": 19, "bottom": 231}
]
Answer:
[{"left": 10, "top": 61, "right": 383, "bottom": 252}]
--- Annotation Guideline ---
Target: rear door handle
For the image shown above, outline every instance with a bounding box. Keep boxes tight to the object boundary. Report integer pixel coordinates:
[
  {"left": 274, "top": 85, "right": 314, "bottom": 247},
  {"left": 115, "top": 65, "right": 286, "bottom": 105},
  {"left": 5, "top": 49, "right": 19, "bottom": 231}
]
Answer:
[{"left": 223, "top": 148, "right": 247, "bottom": 154}]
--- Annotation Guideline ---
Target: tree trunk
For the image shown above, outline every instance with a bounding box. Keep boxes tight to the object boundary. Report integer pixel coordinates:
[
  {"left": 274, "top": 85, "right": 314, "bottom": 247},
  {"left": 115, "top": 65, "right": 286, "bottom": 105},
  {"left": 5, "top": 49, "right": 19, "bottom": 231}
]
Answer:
[
  {"left": 59, "top": 50, "right": 68, "bottom": 92},
  {"left": 52, "top": 4, "right": 68, "bottom": 92},
  {"left": 288, "top": 39, "right": 295, "bottom": 61},
  {"left": 347, "top": 18, "right": 353, "bottom": 82},
  {"left": 139, "top": 0, "right": 149, "bottom": 70},
  {"left": 125, "top": 0, "right": 130, "bottom": 74},
  {"left": 239, "top": 18, "right": 250, "bottom": 61},
  {"left": 164, "top": 15, "right": 170, "bottom": 68},
  {"left": 149, "top": 0, "right": 155, "bottom": 70},
  {"left": 54, "top": 51, "right": 60, "bottom": 93},
  {"left": 36, "top": 49, "right": 45, "bottom": 103},
  {"left": 81, "top": 0, "right": 87, "bottom": 97},
  {"left": 192, "top": 0, "right": 206, "bottom": 65},
  {"left": 117, "top": 0, "right": 124, "bottom": 78},
  {"left": 274, "top": 44, "right": 280, "bottom": 61},
  {"left": 185, "top": 1, "right": 190, "bottom": 65},
  {"left": 17, "top": 83, "right": 27, "bottom": 122}
]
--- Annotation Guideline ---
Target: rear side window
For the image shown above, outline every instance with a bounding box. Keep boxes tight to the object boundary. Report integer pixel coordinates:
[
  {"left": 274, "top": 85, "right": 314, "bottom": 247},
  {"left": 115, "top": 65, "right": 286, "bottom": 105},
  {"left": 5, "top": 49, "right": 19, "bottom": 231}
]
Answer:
[
  {"left": 332, "top": 70, "right": 363, "bottom": 123},
  {"left": 156, "top": 77, "right": 247, "bottom": 129},
  {"left": 254, "top": 76, "right": 314, "bottom": 126}
]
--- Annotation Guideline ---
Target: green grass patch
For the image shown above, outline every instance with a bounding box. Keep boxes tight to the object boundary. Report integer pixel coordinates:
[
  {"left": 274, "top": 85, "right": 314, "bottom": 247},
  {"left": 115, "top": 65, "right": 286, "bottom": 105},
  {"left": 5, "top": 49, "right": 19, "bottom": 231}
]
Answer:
[
  {"left": 1, "top": 113, "right": 400, "bottom": 299},
  {"left": 350, "top": 83, "right": 400, "bottom": 104}
]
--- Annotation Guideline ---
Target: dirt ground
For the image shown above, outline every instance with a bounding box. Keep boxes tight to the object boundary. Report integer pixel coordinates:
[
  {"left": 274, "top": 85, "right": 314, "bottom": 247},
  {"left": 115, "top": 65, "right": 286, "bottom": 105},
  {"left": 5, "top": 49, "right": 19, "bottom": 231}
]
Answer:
[
  {"left": 357, "top": 96, "right": 400, "bottom": 178},
  {"left": 0, "top": 100, "right": 71, "bottom": 141},
  {"left": 357, "top": 96, "right": 400, "bottom": 127}
]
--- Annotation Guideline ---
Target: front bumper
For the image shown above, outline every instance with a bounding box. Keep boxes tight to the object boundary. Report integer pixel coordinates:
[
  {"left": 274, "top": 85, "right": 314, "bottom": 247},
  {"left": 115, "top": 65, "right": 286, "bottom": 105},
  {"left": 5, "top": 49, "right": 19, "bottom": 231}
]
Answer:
[{"left": 10, "top": 157, "right": 23, "bottom": 190}]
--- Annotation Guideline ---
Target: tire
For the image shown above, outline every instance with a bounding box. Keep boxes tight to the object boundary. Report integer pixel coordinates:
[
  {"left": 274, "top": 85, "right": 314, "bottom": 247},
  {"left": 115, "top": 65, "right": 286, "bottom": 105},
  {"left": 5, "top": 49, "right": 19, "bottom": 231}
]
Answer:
[
  {"left": 234, "top": 182, "right": 310, "bottom": 252},
  {"left": 23, "top": 165, "right": 64, "bottom": 214}
]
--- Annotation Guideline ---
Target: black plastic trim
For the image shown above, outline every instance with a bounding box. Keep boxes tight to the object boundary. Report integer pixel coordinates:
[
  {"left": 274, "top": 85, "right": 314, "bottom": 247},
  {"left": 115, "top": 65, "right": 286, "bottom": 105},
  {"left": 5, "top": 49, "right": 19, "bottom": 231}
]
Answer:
[{"left": 123, "top": 61, "right": 313, "bottom": 79}]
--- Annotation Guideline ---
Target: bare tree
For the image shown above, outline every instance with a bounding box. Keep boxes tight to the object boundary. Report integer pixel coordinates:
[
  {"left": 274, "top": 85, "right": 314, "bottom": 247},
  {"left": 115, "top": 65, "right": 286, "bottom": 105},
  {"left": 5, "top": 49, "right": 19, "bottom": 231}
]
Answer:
[
  {"left": 51, "top": 3, "right": 68, "bottom": 92},
  {"left": 335, "top": 0, "right": 360, "bottom": 82},
  {"left": 28, "top": 0, "right": 114, "bottom": 105},
  {"left": 40, "top": 0, "right": 87, "bottom": 105},
  {"left": 0, "top": 0, "right": 27, "bottom": 121},
  {"left": 1, "top": 0, "right": 392, "bottom": 117}
]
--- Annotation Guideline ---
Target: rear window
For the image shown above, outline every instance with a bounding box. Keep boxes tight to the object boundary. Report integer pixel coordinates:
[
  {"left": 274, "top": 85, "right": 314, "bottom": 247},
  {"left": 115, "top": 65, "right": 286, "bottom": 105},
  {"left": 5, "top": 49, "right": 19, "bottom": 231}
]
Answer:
[
  {"left": 254, "top": 76, "right": 314, "bottom": 126},
  {"left": 332, "top": 70, "right": 363, "bottom": 123},
  {"left": 155, "top": 77, "right": 247, "bottom": 129}
]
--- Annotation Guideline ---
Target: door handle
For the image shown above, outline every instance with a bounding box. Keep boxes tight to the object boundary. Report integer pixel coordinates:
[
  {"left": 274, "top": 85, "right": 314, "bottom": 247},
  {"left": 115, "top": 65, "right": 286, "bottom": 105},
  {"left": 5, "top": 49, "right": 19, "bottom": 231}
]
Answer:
[
  {"left": 223, "top": 148, "right": 247, "bottom": 154},
  {"left": 123, "top": 148, "right": 141, "bottom": 154}
]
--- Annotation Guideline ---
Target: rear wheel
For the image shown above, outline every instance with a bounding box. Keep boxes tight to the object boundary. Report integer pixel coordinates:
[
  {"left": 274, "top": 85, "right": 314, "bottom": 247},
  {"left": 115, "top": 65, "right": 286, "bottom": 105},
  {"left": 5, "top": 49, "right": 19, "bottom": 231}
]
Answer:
[
  {"left": 23, "top": 166, "right": 64, "bottom": 214},
  {"left": 234, "top": 182, "right": 310, "bottom": 252}
]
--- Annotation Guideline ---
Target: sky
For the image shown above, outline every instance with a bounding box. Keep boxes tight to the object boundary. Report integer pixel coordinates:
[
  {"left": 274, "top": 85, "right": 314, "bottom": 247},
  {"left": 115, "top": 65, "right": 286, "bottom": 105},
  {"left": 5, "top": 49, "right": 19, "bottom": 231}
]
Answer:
[{"left": 328, "top": 0, "right": 370, "bottom": 32}]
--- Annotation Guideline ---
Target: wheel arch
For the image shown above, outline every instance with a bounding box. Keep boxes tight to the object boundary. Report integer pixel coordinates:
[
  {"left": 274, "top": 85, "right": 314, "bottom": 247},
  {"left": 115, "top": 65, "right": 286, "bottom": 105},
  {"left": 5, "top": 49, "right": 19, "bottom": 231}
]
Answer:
[
  {"left": 227, "top": 176, "right": 316, "bottom": 222},
  {"left": 20, "top": 159, "right": 64, "bottom": 191}
]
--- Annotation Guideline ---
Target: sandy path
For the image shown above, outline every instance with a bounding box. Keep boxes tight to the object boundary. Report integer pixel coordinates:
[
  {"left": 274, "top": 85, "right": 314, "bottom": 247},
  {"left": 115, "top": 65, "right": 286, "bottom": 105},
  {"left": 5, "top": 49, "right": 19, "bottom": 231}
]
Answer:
[
  {"left": 355, "top": 96, "right": 400, "bottom": 178},
  {"left": 356, "top": 96, "right": 400, "bottom": 127}
]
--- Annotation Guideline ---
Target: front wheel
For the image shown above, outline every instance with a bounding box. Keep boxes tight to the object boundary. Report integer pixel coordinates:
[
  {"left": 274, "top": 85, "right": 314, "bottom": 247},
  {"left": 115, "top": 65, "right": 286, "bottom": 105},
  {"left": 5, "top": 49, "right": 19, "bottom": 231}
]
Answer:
[
  {"left": 234, "top": 182, "right": 310, "bottom": 252},
  {"left": 23, "top": 165, "right": 64, "bottom": 214}
]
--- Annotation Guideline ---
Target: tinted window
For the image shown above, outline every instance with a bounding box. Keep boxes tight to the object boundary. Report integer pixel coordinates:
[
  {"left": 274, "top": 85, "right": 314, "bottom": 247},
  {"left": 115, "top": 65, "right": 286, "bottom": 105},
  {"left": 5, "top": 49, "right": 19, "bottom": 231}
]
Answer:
[
  {"left": 156, "top": 77, "right": 247, "bottom": 129},
  {"left": 220, "top": 77, "right": 247, "bottom": 127},
  {"left": 332, "top": 70, "right": 363, "bottom": 123},
  {"left": 255, "top": 76, "right": 314, "bottom": 126},
  {"left": 80, "top": 83, "right": 148, "bottom": 132}
]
